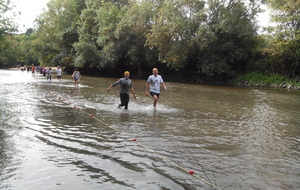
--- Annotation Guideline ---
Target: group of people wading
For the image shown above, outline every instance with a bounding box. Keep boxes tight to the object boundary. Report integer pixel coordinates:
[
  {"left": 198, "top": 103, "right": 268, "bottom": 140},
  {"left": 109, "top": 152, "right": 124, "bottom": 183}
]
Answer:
[
  {"left": 23, "top": 66, "right": 167, "bottom": 109},
  {"left": 21, "top": 65, "right": 62, "bottom": 81},
  {"left": 107, "top": 68, "right": 167, "bottom": 109},
  {"left": 40, "top": 66, "right": 62, "bottom": 81},
  {"left": 72, "top": 67, "right": 167, "bottom": 109}
]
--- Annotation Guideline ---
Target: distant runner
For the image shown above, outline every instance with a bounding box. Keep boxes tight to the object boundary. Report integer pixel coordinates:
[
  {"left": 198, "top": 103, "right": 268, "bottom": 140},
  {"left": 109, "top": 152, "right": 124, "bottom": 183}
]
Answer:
[
  {"left": 31, "top": 66, "right": 36, "bottom": 75},
  {"left": 56, "top": 66, "right": 62, "bottom": 80},
  {"left": 107, "top": 71, "right": 136, "bottom": 109},
  {"left": 47, "top": 68, "right": 52, "bottom": 81},
  {"left": 72, "top": 68, "right": 82, "bottom": 86},
  {"left": 43, "top": 66, "right": 47, "bottom": 77}
]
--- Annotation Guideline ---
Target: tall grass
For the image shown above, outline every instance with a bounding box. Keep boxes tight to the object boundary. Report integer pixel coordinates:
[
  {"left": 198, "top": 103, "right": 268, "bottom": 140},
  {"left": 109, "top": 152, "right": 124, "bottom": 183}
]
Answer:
[{"left": 236, "top": 72, "right": 300, "bottom": 88}]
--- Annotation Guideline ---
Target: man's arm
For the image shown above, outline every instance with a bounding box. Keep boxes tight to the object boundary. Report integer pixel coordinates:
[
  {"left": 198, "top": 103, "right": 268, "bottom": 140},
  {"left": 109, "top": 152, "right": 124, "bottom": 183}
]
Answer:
[
  {"left": 145, "top": 82, "right": 150, "bottom": 96},
  {"left": 130, "top": 88, "right": 136, "bottom": 99},
  {"left": 161, "top": 82, "right": 167, "bottom": 90},
  {"left": 107, "top": 80, "right": 120, "bottom": 92},
  {"left": 107, "top": 85, "right": 113, "bottom": 92}
]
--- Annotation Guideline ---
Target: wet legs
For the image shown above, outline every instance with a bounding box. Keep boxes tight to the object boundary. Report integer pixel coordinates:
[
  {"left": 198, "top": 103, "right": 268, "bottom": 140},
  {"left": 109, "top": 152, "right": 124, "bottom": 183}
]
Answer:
[{"left": 119, "top": 93, "right": 129, "bottom": 109}]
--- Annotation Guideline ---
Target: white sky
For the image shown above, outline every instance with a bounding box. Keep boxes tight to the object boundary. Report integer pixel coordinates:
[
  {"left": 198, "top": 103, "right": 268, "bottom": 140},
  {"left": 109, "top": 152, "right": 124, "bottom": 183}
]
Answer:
[
  {"left": 257, "top": 4, "right": 272, "bottom": 27},
  {"left": 10, "top": 0, "right": 49, "bottom": 33},
  {"left": 8, "top": 0, "right": 271, "bottom": 34}
]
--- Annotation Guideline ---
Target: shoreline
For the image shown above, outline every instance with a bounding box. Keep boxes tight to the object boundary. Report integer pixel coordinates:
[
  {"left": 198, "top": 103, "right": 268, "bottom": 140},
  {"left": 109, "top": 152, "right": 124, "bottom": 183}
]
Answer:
[
  {"left": 235, "top": 81, "right": 300, "bottom": 90},
  {"left": 5, "top": 67, "right": 300, "bottom": 90}
]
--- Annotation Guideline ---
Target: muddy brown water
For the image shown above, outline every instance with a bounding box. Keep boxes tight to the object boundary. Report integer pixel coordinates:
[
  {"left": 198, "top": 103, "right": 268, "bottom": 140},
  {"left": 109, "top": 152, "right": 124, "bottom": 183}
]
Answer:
[{"left": 0, "top": 69, "right": 299, "bottom": 190}]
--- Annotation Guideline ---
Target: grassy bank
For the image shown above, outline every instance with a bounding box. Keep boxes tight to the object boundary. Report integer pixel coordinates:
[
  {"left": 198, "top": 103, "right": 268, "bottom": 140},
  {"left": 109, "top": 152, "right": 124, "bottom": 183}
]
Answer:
[{"left": 235, "top": 72, "right": 300, "bottom": 90}]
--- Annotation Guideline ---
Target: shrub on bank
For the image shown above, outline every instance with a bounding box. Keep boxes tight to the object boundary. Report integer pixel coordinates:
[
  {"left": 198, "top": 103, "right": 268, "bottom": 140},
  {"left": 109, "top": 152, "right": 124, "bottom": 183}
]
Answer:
[{"left": 235, "top": 72, "right": 300, "bottom": 89}]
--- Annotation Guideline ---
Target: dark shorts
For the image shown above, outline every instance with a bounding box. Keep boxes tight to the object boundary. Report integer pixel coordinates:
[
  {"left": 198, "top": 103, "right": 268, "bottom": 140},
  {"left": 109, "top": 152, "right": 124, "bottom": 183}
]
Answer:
[{"left": 150, "top": 92, "right": 160, "bottom": 98}]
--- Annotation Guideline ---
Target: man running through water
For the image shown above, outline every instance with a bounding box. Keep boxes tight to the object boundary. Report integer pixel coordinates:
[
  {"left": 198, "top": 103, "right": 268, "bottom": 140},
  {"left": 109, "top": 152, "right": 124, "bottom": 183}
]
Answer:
[
  {"left": 107, "top": 71, "right": 136, "bottom": 109},
  {"left": 145, "top": 68, "right": 167, "bottom": 108}
]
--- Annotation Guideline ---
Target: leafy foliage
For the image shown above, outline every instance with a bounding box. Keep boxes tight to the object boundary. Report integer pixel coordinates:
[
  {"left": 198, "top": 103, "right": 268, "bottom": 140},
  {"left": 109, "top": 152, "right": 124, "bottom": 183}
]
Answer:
[
  {"left": 262, "top": 0, "right": 300, "bottom": 77},
  {"left": 2, "top": 0, "right": 299, "bottom": 81},
  {"left": 0, "top": 0, "right": 19, "bottom": 67},
  {"left": 32, "top": 0, "right": 85, "bottom": 66}
]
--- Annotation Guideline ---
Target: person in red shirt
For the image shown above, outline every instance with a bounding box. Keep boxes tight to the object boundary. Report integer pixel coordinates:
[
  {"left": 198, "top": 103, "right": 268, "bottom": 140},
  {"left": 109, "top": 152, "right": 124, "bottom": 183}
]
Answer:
[{"left": 31, "top": 66, "right": 36, "bottom": 75}]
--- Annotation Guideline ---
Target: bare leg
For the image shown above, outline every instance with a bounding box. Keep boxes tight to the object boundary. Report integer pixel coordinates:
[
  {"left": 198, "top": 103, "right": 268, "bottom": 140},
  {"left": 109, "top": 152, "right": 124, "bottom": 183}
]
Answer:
[{"left": 153, "top": 95, "right": 158, "bottom": 108}]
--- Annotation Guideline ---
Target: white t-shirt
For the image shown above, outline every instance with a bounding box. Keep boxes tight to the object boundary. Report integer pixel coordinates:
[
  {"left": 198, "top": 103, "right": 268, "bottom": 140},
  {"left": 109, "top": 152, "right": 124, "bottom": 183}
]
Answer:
[
  {"left": 56, "top": 68, "right": 62, "bottom": 76},
  {"left": 147, "top": 75, "right": 164, "bottom": 93},
  {"left": 47, "top": 69, "right": 52, "bottom": 76}
]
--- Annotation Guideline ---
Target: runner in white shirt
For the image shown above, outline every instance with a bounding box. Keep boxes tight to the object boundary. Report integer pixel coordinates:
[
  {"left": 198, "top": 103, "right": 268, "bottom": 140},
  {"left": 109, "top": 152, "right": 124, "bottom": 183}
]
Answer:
[
  {"left": 145, "top": 68, "right": 167, "bottom": 108},
  {"left": 56, "top": 66, "right": 62, "bottom": 80}
]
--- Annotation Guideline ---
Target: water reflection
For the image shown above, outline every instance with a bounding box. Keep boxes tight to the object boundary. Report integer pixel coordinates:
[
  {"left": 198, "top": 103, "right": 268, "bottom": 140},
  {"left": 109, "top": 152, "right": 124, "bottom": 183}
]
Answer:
[{"left": 0, "top": 69, "right": 300, "bottom": 190}]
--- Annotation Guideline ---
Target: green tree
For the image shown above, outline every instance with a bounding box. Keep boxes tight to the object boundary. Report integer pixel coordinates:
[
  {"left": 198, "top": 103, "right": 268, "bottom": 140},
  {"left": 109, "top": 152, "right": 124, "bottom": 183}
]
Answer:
[
  {"left": 32, "top": 0, "right": 85, "bottom": 66},
  {"left": 0, "top": 0, "right": 18, "bottom": 67},
  {"left": 74, "top": 0, "right": 129, "bottom": 70},
  {"left": 99, "top": 0, "right": 157, "bottom": 77},
  {"left": 0, "top": 34, "right": 18, "bottom": 67},
  {"left": 74, "top": 0, "right": 106, "bottom": 69},
  {"left": 0, "top": 0, "right": 17, "bottom": 35},
  {"left": 16, "top": 31, "right": 39, "bottom": 66},
  {"left": 264, "top": 0, "right": 300, "bottom": 76},
  {"left": 197, "top": 0, "right": 260, "bottom": 76},
  {"left": 147, "top": 0, "right": 206, "bottom": 69},
  {"left": 146, "top": 0, "right": 260, "bottom": 78},
  {"left": 95, "top": 1, "right": 127, "bottom": 69},
  {"left": 23, "top": 0, "right": 263, "bottom": 80}
]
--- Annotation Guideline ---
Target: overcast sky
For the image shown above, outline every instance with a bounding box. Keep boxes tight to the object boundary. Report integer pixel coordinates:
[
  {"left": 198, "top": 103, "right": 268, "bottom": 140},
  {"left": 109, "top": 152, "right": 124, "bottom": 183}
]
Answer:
[
  {"left": 10, "top": 0, "right": 49, "bottom": 33},
  {"left": 9, "top": 0, "right": 271, "bottom": 33}
]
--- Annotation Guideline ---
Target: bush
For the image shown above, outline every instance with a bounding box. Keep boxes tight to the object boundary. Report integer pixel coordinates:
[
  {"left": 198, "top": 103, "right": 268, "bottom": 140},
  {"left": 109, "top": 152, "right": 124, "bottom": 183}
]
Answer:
[{"left": 236, "top": 72, "right": 300, "bottom": 89}]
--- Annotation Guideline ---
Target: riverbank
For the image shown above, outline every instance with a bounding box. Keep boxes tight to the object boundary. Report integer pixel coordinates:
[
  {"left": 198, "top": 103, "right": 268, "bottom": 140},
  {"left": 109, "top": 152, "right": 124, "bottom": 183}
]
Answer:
[
  {"left": 8, "top": 66, "right": 60, "bottom": 71},
  {"left": 235, "top": 72, "right": 300, "bottom": 90},
  {"left": 6, "top": 67, "right": 300, "bottom": 90}
]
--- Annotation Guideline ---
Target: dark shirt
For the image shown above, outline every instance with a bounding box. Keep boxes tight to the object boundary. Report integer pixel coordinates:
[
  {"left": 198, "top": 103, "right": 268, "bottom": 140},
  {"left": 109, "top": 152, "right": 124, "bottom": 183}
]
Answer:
[{"left": 112, "top": 78, "right": 133, "bottom": 94}]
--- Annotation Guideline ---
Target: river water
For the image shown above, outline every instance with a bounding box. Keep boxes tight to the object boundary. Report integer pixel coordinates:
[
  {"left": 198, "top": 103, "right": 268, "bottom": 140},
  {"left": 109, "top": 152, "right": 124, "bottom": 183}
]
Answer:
[{"left": 0, "top": 69, "right": 299, "bottom": 190}]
